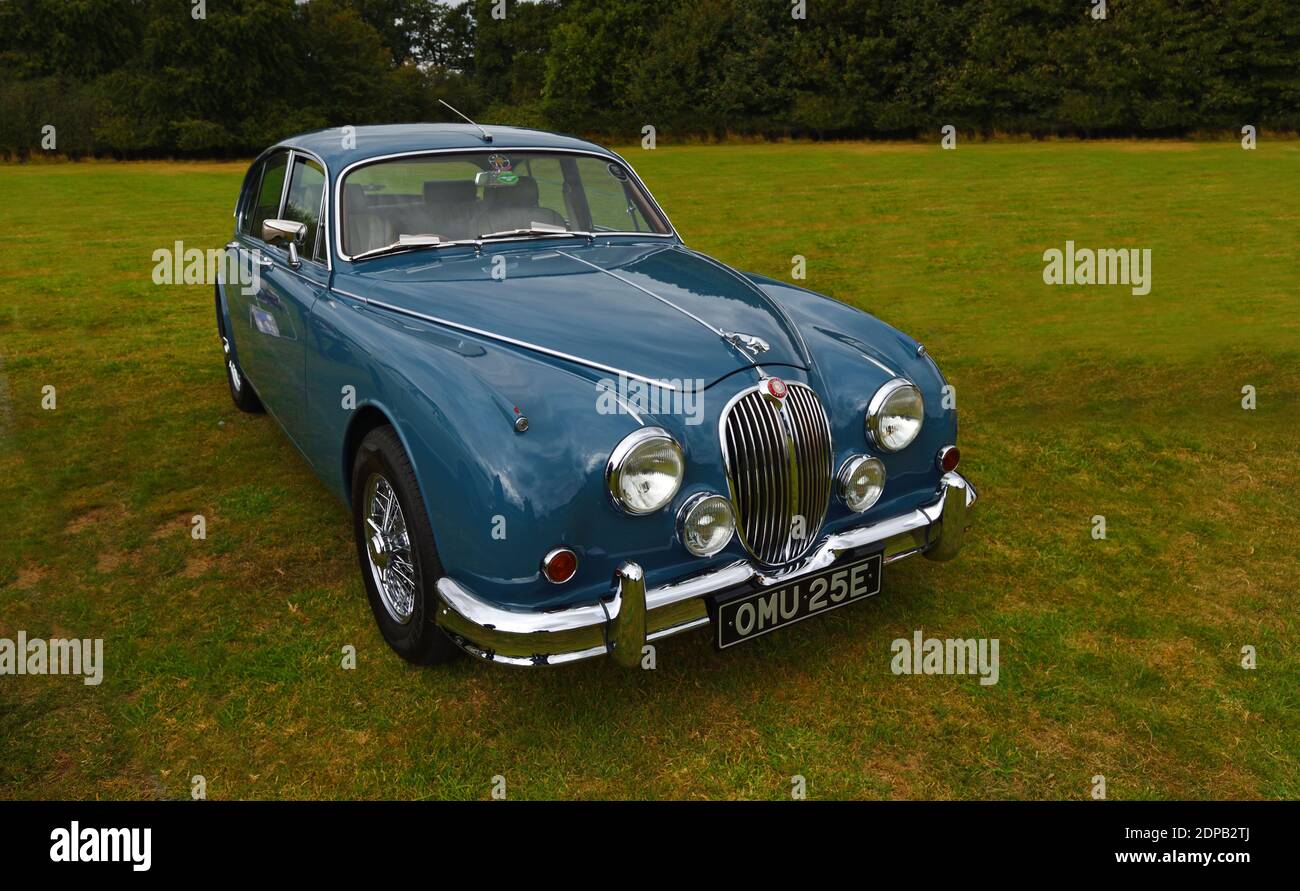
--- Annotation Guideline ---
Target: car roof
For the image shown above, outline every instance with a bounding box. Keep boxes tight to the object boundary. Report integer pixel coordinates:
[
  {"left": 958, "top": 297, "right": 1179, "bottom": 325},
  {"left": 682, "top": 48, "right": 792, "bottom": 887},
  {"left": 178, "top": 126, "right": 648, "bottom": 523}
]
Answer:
[{"left": 273, "top": 123, "right": 616, "bottom": 174}]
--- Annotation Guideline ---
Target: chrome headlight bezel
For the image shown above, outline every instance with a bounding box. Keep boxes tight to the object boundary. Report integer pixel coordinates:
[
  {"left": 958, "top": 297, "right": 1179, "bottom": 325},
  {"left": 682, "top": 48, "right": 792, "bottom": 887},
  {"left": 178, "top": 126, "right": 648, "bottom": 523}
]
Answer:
[
  {"left": 866, "top": 378, "right": 925, "bottom": 452},
  {"left": 605, "top": 427, "right": 685, "bottom": 515},
  {"left": 838, "top": 455, "right": 886, "bottom": 513},
  {"left": 677, "top": 492, "right": 736, "bottom": 557}
]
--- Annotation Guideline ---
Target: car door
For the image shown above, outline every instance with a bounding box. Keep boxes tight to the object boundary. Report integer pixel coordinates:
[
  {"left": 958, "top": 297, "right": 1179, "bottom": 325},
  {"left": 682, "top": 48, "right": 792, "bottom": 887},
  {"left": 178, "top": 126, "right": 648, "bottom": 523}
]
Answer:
[
  {"left": 231, "top": 150, "right": 329, "bottom": 445},
  {"left": 227, "top": 150, "right": 287, "bottom": 413}
]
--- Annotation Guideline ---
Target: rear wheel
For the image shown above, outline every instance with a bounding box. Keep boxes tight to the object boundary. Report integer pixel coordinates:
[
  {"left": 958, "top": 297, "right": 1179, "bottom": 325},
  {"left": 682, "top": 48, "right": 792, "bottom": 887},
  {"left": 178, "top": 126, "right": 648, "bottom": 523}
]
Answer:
[
  {"left": 351, "top": 426, "right": 460, "bottom": 665},
  {"left": 222, "top": 335, "right": 264, "bottom": 413}
]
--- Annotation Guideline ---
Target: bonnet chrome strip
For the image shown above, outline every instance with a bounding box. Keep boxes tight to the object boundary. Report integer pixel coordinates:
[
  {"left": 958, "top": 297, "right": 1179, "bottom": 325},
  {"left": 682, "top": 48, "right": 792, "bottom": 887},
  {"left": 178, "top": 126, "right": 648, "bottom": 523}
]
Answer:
[
  {"left": 555, "top": 249, "right": 725, "bottom": 336},
  {"left": 679, "top": 247, "right": 814, "bottom": 366},
  {"left": 556, "top": 249, "right": 764, "bottom": 369},
  {"left": 331, "top": 287, "right": 679, "bottom": 391}
]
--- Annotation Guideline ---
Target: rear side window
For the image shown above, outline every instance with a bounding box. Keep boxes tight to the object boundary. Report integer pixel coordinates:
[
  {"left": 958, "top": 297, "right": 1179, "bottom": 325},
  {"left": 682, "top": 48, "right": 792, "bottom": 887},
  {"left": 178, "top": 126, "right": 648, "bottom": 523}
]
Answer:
[
  {"left": 246, "top": 151, "right": 289, "bottom": 238},
  {"left": 283, "top": 155, "right": 326, "bottom": 262}
]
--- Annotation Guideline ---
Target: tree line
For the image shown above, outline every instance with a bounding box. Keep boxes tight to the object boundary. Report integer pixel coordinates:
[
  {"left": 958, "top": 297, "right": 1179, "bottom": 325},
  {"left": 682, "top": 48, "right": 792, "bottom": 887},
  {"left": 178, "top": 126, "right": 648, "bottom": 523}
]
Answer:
[{"left": 1, "top": 0, "right": 1297, "bottom": 159}]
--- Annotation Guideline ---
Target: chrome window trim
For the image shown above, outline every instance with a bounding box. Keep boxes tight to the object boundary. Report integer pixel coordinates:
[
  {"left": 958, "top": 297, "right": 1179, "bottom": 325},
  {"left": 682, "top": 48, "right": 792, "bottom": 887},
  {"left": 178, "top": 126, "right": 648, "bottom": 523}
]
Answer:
[
  {"left": 605, "top": 427, "right": 684, "bottom": 515},
  {"left": 332, "top": 147, "right": 681, "bottom": 262},
  {"left": 276, "top": 149, "right": 294, "bottom": 224},
  {"left": 236, "top": 144, "right": 334, "bottom": 272},
  {"left": 240, "top": 147, "right": 291, "bottom": 241},
  {"left": 865, "top": 377, "right": 924, "bottom": 452}
]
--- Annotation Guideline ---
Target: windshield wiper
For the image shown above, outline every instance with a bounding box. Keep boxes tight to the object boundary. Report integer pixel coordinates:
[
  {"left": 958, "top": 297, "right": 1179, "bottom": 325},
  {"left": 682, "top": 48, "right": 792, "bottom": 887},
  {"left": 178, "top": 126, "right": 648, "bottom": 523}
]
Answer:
[
  {"left": 354, "top": 228, "right": 593, "bottom": 261},
  {"left": 477, "top": 227, "right": 594, "bottom": 241},
  {"left": 351, "top": 236, "right": 468, "bottom": 261}
]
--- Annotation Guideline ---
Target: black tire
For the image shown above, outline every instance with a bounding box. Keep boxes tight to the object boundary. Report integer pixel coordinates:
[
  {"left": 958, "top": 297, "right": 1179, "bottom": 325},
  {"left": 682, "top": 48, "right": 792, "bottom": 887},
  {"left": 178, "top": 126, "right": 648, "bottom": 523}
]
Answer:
[
  {"left": 221, "top": 333, "right": 264, "bottom": 413},
  {"left": 351, "top": 425, "right": 461, "bottom": 665}
]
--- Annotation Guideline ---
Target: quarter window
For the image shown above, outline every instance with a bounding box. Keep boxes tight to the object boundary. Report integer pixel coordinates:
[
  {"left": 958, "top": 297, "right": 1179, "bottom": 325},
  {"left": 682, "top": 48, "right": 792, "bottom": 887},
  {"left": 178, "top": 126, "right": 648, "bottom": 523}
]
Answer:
[
  {"left": 575, "top": 157, "right": 660, "bottom": 233},
  {"left": 284, "top": 155, "right": 327, "bottom": 262},
  {"left": 248, "top": 151, "right": 289, "bottom": 238}
]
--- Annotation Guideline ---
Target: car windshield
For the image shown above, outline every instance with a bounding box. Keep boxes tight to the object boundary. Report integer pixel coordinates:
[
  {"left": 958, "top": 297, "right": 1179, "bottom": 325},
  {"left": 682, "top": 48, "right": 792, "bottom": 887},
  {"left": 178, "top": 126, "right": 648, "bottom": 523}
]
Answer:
[{"left": 340, "top": 151, "right": 671, "bottom": 258}]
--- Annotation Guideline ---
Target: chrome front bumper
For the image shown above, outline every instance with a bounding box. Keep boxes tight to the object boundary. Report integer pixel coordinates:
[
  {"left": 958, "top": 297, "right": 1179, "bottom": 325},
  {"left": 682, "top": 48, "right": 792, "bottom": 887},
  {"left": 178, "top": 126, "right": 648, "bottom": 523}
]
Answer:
[{"left": 435, "top": 471, "right": 977, "bottom": 667}]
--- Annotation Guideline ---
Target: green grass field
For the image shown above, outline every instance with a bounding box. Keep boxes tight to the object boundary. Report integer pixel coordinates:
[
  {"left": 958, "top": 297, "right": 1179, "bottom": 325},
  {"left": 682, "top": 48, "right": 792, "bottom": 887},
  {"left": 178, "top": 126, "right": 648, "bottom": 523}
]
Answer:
[{"left": 1, "top": 141, "right": 1297, "bottom": 800}]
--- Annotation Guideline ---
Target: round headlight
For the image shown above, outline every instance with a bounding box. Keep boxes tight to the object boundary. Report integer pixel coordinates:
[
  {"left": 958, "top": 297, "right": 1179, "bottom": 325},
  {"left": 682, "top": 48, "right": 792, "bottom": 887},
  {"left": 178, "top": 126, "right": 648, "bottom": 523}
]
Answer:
[
  {"left": 606, "top": 427, "right": 684, "bottom": 515},
  {"left": 867, "top": 379, "right": 924, "bottom": 451},
  {"left": 678, "top": 493, "right": 736, "bottom": 557},
  {"left": 839, "top": 456, "right": 886, "bottom": 513}
]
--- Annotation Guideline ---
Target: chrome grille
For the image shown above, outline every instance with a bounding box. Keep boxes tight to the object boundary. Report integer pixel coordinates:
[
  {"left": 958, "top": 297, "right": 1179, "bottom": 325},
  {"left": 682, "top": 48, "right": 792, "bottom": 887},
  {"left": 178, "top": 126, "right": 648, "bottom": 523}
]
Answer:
[{"left": 720, "top": 382, "right": 833, "bottom": 566}]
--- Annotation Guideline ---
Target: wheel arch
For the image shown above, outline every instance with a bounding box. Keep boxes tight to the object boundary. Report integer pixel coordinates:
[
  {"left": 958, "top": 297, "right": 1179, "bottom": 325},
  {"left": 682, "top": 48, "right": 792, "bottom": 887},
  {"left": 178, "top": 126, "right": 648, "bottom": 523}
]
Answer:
[{"left": 342, "top": 402, "right": 402, "bottom": 509}]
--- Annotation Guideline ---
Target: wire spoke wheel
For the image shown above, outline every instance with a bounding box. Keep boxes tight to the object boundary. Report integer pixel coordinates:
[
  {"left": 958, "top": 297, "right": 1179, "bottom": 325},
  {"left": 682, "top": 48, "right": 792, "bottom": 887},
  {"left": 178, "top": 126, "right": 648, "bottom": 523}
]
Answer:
[{"left": 363, "top": 472, "right": 418, "bottom": 624}]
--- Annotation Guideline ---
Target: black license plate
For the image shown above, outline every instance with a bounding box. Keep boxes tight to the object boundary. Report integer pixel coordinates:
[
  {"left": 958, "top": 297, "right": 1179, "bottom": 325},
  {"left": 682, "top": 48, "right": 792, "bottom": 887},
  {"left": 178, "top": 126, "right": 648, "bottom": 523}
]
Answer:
[{"left": 716, "top": 552, "right": 883, "bottom": 649}]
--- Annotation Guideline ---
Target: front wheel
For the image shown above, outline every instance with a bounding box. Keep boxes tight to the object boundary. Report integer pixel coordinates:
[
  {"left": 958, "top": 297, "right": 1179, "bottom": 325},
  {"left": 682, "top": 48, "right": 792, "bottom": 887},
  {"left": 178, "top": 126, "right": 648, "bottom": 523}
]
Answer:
[{"left": 351, "top": 426, "right": 461, "bottom": 665}]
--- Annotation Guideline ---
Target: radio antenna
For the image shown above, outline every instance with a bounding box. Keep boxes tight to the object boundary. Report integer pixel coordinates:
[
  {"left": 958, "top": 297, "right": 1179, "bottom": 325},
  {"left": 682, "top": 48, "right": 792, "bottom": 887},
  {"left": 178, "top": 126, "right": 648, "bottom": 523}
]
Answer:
[{"left": 438, "top": 99, "right": 492, "bottom": 143}]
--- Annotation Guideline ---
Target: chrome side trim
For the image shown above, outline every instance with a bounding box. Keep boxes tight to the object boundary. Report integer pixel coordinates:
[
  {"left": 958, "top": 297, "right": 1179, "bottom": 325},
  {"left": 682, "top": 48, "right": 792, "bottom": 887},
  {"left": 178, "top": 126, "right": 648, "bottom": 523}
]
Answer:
[
  {"left": 434, "top": 472, "right": 977, "bottom": 667},
  {"left": 329, "top": 287, "right": 680, "bottom": 391},
  {"left": 332, "top": 146, "right": 681, "bottom": 262}
]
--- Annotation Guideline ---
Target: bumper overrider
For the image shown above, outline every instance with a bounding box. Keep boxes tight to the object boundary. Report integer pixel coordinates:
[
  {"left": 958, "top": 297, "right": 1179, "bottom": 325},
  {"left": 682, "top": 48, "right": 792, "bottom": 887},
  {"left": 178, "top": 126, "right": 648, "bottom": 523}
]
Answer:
[{"left": 435, "top": 471, "right": 977, "bottom": 667}]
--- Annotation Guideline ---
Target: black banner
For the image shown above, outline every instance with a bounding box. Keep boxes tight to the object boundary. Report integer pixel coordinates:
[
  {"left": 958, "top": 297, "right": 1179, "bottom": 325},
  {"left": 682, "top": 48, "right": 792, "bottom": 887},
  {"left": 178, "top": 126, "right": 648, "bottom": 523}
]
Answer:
[{"left": 2, "top": 800, "right": 1284, "bottom": 876}]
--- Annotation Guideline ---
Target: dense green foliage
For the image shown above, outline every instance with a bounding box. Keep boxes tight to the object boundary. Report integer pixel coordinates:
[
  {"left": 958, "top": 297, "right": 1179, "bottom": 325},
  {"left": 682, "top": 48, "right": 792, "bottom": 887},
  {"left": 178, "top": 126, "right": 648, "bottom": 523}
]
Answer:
[{"left": 2, "top": 0, "right": 1298, "bottom": 158}]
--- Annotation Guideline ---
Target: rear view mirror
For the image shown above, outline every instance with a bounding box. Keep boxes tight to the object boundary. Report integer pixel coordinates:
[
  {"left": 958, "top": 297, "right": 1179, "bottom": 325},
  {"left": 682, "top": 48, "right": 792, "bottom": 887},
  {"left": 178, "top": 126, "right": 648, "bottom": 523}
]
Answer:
[
  {"left": 261, "top": 219, "right": 308, "bottom": 268},
  {"left": 262, "top": 218, "right": 307, "bottom": 245}
]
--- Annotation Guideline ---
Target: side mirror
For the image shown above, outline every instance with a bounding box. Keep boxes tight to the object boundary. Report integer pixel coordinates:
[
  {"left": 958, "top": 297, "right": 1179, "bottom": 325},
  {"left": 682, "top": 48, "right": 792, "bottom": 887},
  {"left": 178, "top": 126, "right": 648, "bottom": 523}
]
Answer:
[{"left": 261, "top": 219, "right": 308, "bottom": 267}]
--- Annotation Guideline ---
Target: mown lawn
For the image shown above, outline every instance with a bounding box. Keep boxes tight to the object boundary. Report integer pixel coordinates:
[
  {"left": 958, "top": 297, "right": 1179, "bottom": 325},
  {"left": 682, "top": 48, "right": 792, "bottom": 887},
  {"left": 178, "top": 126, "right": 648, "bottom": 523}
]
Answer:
[{"left": 0, "top": 141, "right": 1296, "bottom": 800}]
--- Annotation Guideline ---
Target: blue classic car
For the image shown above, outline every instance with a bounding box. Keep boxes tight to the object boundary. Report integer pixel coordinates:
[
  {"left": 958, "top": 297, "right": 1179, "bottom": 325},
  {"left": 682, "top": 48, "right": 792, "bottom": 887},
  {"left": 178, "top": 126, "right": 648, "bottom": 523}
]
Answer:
[{"left": 217, "top": 123, "right": 977, "bottom": 667}]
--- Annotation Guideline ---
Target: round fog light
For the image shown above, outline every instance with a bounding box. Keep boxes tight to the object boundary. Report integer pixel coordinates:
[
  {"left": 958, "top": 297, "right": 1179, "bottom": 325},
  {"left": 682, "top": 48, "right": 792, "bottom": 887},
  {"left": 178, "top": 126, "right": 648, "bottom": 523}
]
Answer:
[
  {"left": 678, "top": 493, "right": 736, "bottom": 557},
  {"left": 839, "top": 456, "right": 886, "bottom": 513}
]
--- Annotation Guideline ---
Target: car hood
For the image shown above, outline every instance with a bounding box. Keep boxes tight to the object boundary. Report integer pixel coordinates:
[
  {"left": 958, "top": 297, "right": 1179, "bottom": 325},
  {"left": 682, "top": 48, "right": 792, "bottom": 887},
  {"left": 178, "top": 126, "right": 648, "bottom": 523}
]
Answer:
[{"left": 336, "top": 242, "right": 810, "bottom": 387}]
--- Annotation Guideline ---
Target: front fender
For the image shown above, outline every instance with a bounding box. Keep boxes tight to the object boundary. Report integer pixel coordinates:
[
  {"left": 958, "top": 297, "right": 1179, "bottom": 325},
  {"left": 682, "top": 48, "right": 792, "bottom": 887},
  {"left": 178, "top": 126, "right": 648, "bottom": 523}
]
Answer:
[
  {"left": 744, "top": 273, "right": 960, "bottom": 519},
  {"left": 306, "top": 294, "right": 743, "bottom": 611}
]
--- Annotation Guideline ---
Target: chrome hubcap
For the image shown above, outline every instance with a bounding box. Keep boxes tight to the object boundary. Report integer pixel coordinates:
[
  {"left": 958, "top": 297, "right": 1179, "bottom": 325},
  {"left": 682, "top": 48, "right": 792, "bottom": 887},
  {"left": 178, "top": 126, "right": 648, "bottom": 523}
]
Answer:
[{"left": 363, "top": 473, "right": 417, "bottom": 624}]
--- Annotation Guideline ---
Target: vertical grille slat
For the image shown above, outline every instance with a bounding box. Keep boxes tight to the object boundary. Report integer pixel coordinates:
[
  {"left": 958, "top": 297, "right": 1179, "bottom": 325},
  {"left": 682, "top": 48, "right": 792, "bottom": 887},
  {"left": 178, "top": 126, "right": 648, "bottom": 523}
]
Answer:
[{"left": 720, "top": 382, "right": 833, "bottom": 566}]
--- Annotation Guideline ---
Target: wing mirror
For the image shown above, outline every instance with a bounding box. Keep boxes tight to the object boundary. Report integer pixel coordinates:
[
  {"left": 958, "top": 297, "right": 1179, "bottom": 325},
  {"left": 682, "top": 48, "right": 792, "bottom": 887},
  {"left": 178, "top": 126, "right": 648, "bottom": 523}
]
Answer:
[{"left": 261, "top": 219, "right": 308, "bottom": 267}]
